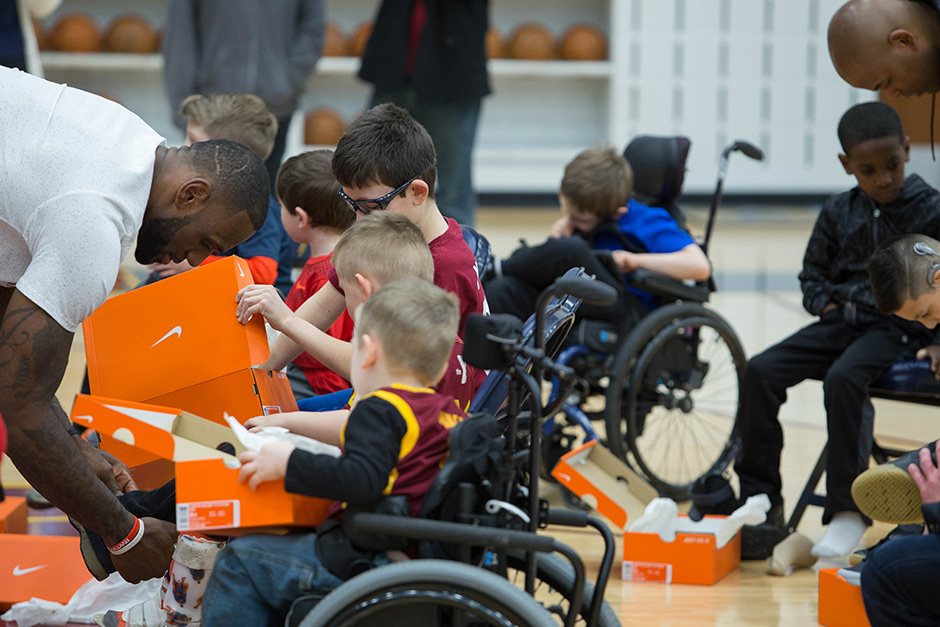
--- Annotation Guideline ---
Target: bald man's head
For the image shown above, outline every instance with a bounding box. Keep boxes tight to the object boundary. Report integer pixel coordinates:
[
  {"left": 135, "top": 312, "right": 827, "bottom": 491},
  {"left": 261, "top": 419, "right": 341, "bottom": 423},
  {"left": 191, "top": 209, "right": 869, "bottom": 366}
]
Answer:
[{"left": 829, "top": 0, "right": 940, "bottom": 96}]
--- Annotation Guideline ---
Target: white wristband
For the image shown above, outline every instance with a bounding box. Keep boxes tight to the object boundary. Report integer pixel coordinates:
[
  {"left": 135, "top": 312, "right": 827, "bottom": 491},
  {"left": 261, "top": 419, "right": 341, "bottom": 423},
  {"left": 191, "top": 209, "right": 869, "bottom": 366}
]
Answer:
[{"left": 108, "top": 517, "right": 145, "bottom": 555}]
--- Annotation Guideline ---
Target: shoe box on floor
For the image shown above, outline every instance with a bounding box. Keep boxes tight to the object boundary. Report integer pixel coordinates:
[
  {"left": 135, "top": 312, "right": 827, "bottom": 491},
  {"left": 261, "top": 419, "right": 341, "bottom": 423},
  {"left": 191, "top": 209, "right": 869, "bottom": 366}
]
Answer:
[
  {"left": 0, "top": 535, "right": 92, "bottom": 611},
  {"left": 70, "top": 394, "right": 331, "bottom": 534},
  {"left": 0, "top": 496, "right": 27, "bottom": 534},
  {"left": 818, "top": 568, "right": 871, "bottom": 627},
  {"left": 552, "top": 439, "right": 741, "bottom": 585}
]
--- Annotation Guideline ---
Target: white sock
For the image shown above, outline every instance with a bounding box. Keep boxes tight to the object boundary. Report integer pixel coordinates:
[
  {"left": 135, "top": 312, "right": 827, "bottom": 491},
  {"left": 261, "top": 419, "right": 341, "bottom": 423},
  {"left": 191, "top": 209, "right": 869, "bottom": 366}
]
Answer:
[{"left": 812, "top": 512, "right": 867, "bottom": 558}]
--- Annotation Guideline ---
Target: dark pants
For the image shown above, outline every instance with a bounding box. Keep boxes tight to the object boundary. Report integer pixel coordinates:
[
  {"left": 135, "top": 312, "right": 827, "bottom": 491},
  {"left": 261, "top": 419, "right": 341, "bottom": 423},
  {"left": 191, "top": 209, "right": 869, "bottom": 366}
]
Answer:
[
  {"left": 265, "top": 114, "right": 292, "bottom": 192},
  {"left": 862, "top": 533, "right": 940, "bottom": 626},
  {"left": 486, "top": 237, "right": 647, "bottom": 331},
  {"left": 734, "top": 309, "right": 918, "bottom": 523}
]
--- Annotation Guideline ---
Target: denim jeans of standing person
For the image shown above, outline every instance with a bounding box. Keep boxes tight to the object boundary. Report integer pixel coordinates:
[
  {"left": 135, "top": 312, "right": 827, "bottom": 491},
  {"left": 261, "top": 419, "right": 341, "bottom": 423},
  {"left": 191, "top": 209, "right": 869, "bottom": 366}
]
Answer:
[
  {"left": 201, "top": 532, "right": 389, "bottom": 626},
  {"left": 371, "top": 87, "right": 481, "bottom": 227},
  {"left": 861, "top": 533, "right": 940, "bottom": 626}
]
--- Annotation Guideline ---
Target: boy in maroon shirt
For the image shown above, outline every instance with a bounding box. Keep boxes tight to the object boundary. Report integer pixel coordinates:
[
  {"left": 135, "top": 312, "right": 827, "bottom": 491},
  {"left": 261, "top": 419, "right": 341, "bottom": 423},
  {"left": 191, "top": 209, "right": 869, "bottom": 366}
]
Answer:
[{"left": 201, "top": 279, "right": 466, "bottom": 624}]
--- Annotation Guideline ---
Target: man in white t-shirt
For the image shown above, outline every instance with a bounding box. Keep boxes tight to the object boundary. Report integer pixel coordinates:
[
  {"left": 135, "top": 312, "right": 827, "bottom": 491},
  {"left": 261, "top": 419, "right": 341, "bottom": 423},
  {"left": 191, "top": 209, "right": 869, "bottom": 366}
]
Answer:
[{"left": 0, "top": 66, "right": 270, "bottom": 582}]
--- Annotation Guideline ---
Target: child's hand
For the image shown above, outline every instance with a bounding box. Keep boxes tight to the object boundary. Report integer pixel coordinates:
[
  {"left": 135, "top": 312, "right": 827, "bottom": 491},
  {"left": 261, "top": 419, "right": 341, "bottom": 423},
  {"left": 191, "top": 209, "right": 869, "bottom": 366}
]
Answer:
[
  {"left": 611, "top": 249, "right": 639, "bottom": 273},
  {"left": 237, "top": 441, "right": 296, "bottom": 491},
  {"left": 244, "top": 413, "right": 285, "bottom": 432},
  {"left": 916, "top": 345, "right": 940, "bottom": 379},
  {"left": 549, "top": 216, "right": 573, "bottom": 238},
  {"left": 236, "top": 284, "right": 292, "bottom": 329},
  {"left": 908, "top": 441, "right": 940, "bottom": 505}
]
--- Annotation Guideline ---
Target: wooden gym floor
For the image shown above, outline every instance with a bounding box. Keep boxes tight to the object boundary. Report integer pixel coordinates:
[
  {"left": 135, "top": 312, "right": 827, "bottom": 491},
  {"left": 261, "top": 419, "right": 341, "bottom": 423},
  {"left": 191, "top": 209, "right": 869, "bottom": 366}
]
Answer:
[{"left": 2, "top": 203, "right": 934, "bottom": 626}]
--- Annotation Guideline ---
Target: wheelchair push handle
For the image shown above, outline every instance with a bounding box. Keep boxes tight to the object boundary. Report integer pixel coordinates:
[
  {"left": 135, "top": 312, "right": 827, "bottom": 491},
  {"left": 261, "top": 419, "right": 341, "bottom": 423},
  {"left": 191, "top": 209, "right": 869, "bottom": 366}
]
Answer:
[
  {"left": 550, "top": 276, "right": 618, "bottom": 307},
  {"left": 728, "top": 140, "right": 764, "bottom": 161}
]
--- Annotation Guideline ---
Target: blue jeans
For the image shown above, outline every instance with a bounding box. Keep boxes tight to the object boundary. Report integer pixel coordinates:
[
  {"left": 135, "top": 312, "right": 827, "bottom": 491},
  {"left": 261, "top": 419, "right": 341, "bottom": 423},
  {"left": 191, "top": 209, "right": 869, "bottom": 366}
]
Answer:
[
  {"left": 861, "top": 533, "right": 940, "bottom": 626},
  {"left": 201, "top": 532, "right": 389, "bottom": 626},
  {"left": 371, "top": 88, "right": 481, "bottom": 227}
]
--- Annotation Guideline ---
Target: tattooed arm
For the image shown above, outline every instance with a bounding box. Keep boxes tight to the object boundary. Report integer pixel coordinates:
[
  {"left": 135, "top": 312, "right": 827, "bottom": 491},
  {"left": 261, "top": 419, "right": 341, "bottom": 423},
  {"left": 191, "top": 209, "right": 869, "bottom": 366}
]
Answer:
[{"left": 0, "top": 288, "right": 176, "bottom": 582}]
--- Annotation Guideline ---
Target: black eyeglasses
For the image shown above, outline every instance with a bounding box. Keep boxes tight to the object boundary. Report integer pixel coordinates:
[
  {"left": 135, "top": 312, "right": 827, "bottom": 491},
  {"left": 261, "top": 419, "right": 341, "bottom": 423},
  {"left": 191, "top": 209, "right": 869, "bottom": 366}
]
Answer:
[{"left": 338, "top": 175, "right": 420, "bottom": 215}]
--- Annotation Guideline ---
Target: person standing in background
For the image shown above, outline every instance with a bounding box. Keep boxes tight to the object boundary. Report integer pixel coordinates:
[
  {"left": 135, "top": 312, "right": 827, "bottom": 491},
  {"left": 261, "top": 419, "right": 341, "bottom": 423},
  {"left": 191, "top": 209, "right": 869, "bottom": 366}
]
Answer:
[
  {"left": 359, "top": 0, "right": 490, "bottom": 227},
  {"left": 162, "top": 0, "right": 326, "bottom": 190},
  {"left": 0, "top": 0, "right": 59, "bottom": 74}
]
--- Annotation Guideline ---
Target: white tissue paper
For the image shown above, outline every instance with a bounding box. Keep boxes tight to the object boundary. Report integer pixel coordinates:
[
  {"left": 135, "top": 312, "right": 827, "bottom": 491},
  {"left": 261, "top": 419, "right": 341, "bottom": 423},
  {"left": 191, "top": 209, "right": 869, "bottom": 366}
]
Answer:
[
  {"left": 0, "top": 573, "right": 161, "bottom": 627},
  {"left": 224, "top": 413, "right": 343, "bottom": 461},
  {"left": 628, "top": 497, "right": 679, "bottom": 542}
]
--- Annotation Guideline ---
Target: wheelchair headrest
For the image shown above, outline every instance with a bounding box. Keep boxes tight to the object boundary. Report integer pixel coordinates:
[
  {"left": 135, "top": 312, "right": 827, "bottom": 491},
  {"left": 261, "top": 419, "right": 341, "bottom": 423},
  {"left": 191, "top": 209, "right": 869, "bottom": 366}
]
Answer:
[
  {"left": 460, "top": 224, "right": 493, "bottom": 280},
  {"left": 624, "top": 135, "right": 691, "bottom": 207}
]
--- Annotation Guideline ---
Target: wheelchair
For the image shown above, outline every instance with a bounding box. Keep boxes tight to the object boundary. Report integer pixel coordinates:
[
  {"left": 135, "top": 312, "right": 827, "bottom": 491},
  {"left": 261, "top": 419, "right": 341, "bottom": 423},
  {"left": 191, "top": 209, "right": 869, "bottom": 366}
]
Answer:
[
  {"left": 542, "top": 136, "right": 763, "bottom": 502},
  {"left": 294, "top": 272, "right": 622, "bottom": 627}
]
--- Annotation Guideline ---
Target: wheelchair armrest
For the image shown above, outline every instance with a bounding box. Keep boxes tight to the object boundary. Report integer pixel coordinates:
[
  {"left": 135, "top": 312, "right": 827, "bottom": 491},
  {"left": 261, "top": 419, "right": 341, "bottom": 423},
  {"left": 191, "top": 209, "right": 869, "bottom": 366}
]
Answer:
[{"left": 629, "top": 268, "right": 710, "bottom": 303}]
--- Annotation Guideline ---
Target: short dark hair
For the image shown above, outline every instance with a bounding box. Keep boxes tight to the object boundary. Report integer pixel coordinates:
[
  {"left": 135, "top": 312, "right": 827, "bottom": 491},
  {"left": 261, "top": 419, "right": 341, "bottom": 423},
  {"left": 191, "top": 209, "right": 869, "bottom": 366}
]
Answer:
[
  {"left": 868, "top": 233, "right": 940, "bottom": 314},
  {"left": 277, "top": 150, "right": 354, "bottom": 232},
  {"left": 331, "top": 103, "right": 437, "bottom": 199},
  {"left": 837, "top": 102, "right": 905, "bottom": 155},
  {"left": 187, "top": 139, "right": 269, "bottom": 231},
  {"left": 560, "top": 147, "right": 634, "bottom": 218}
]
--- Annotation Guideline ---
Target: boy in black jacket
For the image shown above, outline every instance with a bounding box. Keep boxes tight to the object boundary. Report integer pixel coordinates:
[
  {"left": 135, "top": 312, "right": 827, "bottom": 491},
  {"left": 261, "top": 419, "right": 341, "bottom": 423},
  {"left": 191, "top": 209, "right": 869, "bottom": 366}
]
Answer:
[{"left": 697, "top": 101, "right": 940, "bottom": 560}]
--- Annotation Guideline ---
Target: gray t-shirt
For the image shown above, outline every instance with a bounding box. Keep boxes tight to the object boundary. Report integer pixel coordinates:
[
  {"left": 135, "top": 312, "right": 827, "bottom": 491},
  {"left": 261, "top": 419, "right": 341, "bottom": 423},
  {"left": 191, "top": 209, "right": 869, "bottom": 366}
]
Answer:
[{"left": 0, "top": 67, "right": 165, "bottom": 331}]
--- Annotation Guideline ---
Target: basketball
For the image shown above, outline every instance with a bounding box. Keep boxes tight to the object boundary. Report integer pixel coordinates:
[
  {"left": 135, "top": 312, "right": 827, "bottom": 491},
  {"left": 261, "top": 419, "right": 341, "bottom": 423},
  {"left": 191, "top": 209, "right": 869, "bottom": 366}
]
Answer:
[
  {"left": 557, "top": 24, "right": 607, "bottom": 61},
  {"left": 485, "top": 28, "right": 505, "bottom": 60},
  {"left": 50, "top": 14, "right": 102, "bottom": 53},
  {"left": 507, "top": 23, "right": 554, "bottom": 61},
  {"left": 103, "top": 15, "right": 158, "bottom": 54},
  {"left": 350, "top": 22, "right": 373, "bottom": 58},
  {"left": 304, "top": 108, "right": 346, "bottom": 146},
  {"left": 323, "top": 22, "right": 347, "bottom": 57}
]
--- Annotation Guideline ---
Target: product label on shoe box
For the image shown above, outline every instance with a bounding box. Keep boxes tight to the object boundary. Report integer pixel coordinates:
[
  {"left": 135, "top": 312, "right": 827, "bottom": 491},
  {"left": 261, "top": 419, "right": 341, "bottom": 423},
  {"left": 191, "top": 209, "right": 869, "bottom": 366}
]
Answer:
[
  {"left": 622, "top": 560, "right": 673, "bottom": 583},
  {"left": 262, "top": 405, "right": 282, "bottom": 415},
  {"left": 177, "top": 500, "right": 240, "bottom": 531}
]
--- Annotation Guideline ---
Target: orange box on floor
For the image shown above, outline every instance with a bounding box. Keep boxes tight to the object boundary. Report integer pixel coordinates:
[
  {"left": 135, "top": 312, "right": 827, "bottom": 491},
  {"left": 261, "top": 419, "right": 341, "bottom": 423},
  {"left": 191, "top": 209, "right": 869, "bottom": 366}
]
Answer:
[
  {"left": 551, "top": 440, "right": 658, "bottom": 530},
  {"left": 622, "top": 515, "right": 740, "bottom": 585},
  {"left": 0, "top": 496, "right": 27, "bottom": 534},
  {"left": 146, "top": 367, "right": 299, "bottom": 427},
  {"left": 0, "top": 535, "right": 92, "bottom": 610},
  {"left": 818, "top": 568, "right": 871, "bottom": 627},
  {"left": 70, "top": 395, "right": 331, "bottom": 533},
  {"left": 83, "top": 256, "right": 269, "bottom": 402}
]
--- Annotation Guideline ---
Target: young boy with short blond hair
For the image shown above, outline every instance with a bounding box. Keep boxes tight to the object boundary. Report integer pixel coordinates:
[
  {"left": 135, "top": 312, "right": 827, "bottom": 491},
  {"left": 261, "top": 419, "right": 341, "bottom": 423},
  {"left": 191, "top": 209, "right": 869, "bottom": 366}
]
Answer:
[
  {"left": 276, "top": 150, "right": 355, "bottom": 398},
  {"left": 200, "top": 278, "right": 465, "bottom": 624}
]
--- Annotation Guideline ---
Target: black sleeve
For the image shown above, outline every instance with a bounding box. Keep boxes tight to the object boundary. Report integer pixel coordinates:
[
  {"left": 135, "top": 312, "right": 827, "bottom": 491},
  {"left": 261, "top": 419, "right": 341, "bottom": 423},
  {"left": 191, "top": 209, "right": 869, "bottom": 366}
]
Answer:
[
  {"left": 799, "top": 201, "right": 839, "bottom": 315},
  {"left": 283, "top": 396, "right": 405, "bottom": 504}
]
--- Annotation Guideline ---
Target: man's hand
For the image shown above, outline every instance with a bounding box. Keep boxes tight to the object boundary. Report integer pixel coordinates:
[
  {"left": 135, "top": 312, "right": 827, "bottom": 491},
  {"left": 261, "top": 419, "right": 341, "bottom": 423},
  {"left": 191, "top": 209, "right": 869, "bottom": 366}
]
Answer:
[
  {"left": 110, "top": 517, "right": 178, "bottom": 583},
  {"left": 238, "top": 441, "right": 296, "bottom": 491},
  {"left": 148, "top": 259, "right": 194, "bottom": 279},
  {"left": 917, "top": 345, "right": 940, "bottom": 379},
  {"left": 908, "top": 441, "right": 940, "bottom": 505},
  {"left": 74, "top": 435, "right": 139, "bottom": 495},
  {"left": 236, "top": 284, "right": 293, "bottom": 330}
]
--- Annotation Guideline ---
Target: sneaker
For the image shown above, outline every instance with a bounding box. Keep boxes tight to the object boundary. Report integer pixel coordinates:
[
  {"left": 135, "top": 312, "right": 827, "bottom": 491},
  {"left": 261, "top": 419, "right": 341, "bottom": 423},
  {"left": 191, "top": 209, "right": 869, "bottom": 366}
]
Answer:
[
  {"left": 688, "top": 473, "right": 740, "bottom": 521},
  {"left": 849, "top": 523, "right": 925, "bottom": 566},
  {"left": 836, "top": 562, "right": 864, "bottom": 586},
  {"left": 67, "top": 516, "right": 115, "bottom": 581},
  {"left": 851, "top": 441, "right": 938, "bottom": 524},
  {"left": 741, "top": 504, "right": 788, "bottom": 560}
]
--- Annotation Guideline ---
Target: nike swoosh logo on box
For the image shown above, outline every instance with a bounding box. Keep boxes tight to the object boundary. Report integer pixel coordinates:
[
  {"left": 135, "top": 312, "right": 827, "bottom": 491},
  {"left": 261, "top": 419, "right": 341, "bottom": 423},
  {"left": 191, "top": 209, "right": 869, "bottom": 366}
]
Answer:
[
  {"left": 152, "top": 326, "right": 182, "bottom": 347},
  {"left": 13, "top": 564, "right": 46, "bottom": 576},
  {"left": 72, "top": 414, "right": 94, "bottom": 423}
]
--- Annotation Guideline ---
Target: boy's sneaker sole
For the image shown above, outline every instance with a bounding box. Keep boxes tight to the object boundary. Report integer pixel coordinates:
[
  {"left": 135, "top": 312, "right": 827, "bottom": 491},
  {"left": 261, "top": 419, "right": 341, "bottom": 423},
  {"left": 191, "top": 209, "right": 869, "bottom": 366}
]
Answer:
[
  {"left": 851, "top": 464, "right": 923, "bottom": 524},
  {"left": 68, "top": 515, "right": 114, "bottom": 581}
]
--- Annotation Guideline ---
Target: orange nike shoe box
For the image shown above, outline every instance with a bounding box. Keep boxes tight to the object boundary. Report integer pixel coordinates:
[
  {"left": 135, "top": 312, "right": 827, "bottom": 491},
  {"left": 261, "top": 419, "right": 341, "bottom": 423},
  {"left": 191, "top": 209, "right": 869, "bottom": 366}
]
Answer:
[
  {"left": 550, "top": 440, "right": 658, "bottom": 530},
  {"left": 83, "top": 256, "right": 269, "bottom": 403},
  {"left": 70, "top": 395, "right": 330, "bottom": 533},
  {"left": 0, "top": 535, "right": 93, "bottom": 610},
  {"left": 145, "top": 367, "right": 299, "bottom": 427},
  {"left": 818, "top": 568, "right": 871, "bottom": 627},
  {"left": 0, "top": 496, "right": 28, "bottom": 534},
  {"left": 621, "top": 515, "right": 740, "bottom": 585}
]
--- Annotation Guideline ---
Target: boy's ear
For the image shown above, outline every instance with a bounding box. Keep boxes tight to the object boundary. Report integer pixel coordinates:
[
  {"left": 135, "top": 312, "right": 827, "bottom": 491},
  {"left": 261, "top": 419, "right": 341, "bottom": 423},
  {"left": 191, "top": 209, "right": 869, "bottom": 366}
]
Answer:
[
  {"left": 838, "top": 153, "right": 852, "bottom": 175},
  {"left": 932, "top": 267, "right": 940, "bottom": 287},
  {"left": 888, "top": 28, "right": 917, "bottom": 51},
  {"left": 175, "top": 178, "right": 211, "bottom": 214},
  {"left": 408, "top": 179, "right": 430, "bottom": 205},
  {"left": 903, "top": 135, "right": 912, "bottom": 162},
  {"left": 355, "top": 272, "right": 376, "bottom": 298},
  {"left": 615, "top": 205, "right": 628, "bottom": 217},
  {"left": 295, "top": 206, "right": 310, "bottom": 228},
  {"left": 359, "top": 333, "right": 379, "bottom": 369}
]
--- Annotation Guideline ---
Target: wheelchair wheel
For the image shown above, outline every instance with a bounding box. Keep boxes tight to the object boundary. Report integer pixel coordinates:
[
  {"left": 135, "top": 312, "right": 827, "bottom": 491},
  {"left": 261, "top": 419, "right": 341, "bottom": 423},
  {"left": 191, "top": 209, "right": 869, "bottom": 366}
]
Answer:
[
  {"left": 506, "top": 551, "right": 621, "bottom": 627},
  {"left": 605, "top": 302, "right": 745, "bottom": 500},
  {"left": 298, "top": 560, "right": 556, "bottom": 627}
]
